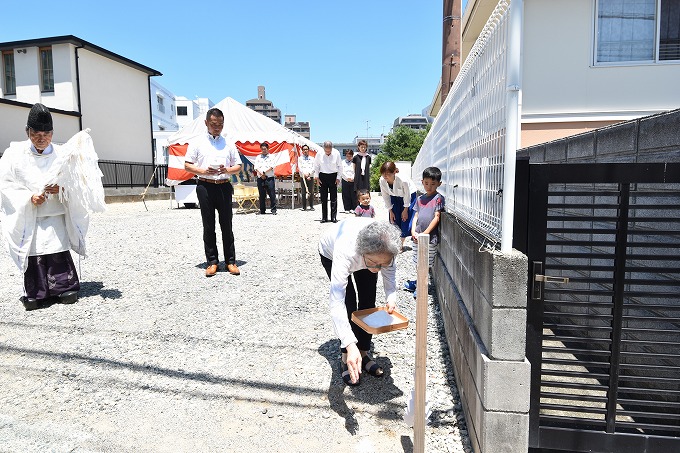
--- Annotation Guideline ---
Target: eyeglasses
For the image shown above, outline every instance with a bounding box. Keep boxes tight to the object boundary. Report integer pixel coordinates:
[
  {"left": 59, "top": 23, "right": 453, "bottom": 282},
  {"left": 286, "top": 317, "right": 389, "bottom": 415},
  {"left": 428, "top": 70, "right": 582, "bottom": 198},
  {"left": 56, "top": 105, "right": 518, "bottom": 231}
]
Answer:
[{"left": 363, "top": 255, "right": 394, "bottom": 270}]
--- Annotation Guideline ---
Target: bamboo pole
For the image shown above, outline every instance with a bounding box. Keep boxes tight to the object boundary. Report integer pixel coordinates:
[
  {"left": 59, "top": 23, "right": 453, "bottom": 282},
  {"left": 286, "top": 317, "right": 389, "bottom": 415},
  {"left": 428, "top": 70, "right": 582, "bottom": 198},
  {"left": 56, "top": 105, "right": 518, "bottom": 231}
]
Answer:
[{"left": 413, "top": 232, "right": 430, "bottom": 453}]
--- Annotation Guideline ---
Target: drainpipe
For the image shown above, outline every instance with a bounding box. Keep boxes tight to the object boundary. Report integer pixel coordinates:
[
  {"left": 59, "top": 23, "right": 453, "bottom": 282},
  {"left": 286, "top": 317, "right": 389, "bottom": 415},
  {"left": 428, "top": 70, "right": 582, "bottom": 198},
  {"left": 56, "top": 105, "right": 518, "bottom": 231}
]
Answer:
[
  {"left": 441, "top": 0, "right": 461, "bottom": 106},
  {"left": 74, "top": 45, "right": 84, "bottom": 131},
  {"left": 501, "top": 0, "right": 524, "bottom": 253},
  {"left": 147, "top": 76, "right": 155, "bottom": 165}
]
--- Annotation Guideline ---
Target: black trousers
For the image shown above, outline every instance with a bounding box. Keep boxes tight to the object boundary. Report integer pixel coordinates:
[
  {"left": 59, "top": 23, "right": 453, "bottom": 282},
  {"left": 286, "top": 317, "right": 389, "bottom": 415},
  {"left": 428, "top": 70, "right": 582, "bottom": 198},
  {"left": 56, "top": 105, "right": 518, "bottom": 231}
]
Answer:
[
  {"left": 256, "top": 176, "right": 277, "bottom": 214},
  {"left": 300, "top": 177, "right": 315, "bottom": 209},
  {"left": 320, "top": 254, "right": 377, "bottom": 352},
  {"left": 196, "top": 180, "right": 236, "bottom": 266},
  {"left": 341, "top": 179, "right": 356, "bottom": 212},
  {"left": 318, "top": 172, "right": 338, "bottom": 221}
]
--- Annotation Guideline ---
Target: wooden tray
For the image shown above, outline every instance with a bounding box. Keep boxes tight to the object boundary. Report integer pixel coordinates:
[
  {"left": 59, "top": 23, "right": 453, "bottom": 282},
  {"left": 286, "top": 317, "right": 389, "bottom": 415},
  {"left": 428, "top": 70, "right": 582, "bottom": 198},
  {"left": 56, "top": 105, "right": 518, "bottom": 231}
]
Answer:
[{"left": 351, "top": 307, "right": 409, "bottom": 334}]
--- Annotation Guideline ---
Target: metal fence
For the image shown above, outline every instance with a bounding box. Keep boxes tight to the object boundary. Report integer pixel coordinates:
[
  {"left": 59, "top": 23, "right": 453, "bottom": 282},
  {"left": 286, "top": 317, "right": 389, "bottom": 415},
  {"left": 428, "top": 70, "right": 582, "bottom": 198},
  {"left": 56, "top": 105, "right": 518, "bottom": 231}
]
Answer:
[
  {"left": 413, "top": 0, "right": 522, "bottom": 252},
  {"left": 99, "top": 160, "right": 168, "bottom": 188}
]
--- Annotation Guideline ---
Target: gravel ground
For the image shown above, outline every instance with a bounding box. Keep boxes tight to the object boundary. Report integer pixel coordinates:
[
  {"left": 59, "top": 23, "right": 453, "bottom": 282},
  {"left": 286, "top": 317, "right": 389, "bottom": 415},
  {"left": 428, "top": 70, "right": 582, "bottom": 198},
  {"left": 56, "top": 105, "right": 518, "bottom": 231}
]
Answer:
[{"left": 0, "top": 195, "right": 471, "bottom": 453}]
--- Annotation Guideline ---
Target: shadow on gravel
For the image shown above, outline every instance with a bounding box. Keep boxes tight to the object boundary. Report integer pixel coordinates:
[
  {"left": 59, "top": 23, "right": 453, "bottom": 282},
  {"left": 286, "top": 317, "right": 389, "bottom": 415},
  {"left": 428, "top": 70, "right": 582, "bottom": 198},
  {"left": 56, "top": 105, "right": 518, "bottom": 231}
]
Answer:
[
  {"left": 79, "top": 281, "right": 123, "bottom": 300},
  {"left": 400, "top": 435, "right": 414, "bottom": 453},
  {"left": 318, "top": 340, "right": 405, "bottom": 436},
  {"left": 13, "top": 281, "right": 122, "bottom": 310}
]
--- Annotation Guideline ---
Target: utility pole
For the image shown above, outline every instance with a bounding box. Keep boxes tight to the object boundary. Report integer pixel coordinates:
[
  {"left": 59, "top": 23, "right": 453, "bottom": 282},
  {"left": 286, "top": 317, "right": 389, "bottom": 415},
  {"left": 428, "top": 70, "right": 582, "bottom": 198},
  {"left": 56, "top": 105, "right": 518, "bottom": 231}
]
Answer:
[{"left": 441, "top": 0, "right": 462, "bottom": 106}]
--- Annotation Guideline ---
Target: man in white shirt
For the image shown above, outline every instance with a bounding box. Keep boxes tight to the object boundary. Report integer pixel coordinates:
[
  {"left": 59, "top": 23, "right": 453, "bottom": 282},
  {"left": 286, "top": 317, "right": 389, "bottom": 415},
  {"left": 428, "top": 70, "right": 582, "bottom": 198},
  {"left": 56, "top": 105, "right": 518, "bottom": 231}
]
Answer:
[
  {"left": 313, "top": 141, "right": 343, "bottom": 223},
  {"left": 253, "top": 142, "right": 277, "bottom": 215},
  {"left": 185, "top": 108, "right": 243, "bottom": 277},
  {"left": 297, "top": 144, "right": 315, "bottom": 211}
]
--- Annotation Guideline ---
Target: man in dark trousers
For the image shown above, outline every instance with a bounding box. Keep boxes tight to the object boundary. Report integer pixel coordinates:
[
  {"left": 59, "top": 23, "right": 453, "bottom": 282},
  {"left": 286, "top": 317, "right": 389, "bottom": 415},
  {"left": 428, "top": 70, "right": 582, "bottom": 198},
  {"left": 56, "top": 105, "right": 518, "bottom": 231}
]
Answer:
[
  {"left": 313, "top": 141, "right": 343, "bottom": 223},
  {"left": 185, "top": 108, "right": 242, "bottom": 277},
  {"left": 253, "top": 142, "right": 277, "bottom": 215}
]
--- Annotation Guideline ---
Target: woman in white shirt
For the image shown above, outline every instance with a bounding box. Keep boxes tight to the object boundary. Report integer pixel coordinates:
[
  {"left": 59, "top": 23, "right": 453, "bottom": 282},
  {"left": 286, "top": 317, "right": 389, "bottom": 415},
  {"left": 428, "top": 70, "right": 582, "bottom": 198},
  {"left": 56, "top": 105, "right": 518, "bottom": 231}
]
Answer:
[
  {"left": 378, "top": 161, "right": 417, "bottom": 248},
  {"left": 340, "top": 149, "right": 356, "bottom": 213},
  {"left": 318, "top": 218, "right": 402, "bottom": 385}
]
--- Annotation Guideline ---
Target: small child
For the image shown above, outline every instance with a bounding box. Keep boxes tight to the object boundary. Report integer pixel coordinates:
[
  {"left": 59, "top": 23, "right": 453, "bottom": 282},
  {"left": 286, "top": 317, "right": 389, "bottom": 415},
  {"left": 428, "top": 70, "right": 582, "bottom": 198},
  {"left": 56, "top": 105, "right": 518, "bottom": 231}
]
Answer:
[
  {"left": 354, "top": 189, "right": 375, "bottom": 218},
  {"left": 404, "top": 166, "right": 445, "bottom": 295}
]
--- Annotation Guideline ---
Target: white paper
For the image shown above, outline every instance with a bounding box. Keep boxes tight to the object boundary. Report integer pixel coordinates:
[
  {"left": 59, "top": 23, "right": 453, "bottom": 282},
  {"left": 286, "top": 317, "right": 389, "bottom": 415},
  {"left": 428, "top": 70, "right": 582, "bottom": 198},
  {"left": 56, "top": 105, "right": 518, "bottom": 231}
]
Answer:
[{"left": 361, "top": 310, "right": 401, "bottom": 328}]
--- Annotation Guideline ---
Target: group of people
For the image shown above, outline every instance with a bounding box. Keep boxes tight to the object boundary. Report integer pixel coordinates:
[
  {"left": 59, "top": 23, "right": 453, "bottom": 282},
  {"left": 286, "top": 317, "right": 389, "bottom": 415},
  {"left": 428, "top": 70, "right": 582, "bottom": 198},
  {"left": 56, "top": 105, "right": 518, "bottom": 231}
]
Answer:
[
  {"left": 307, "top": 139, "right": 372, "bottom": 223},
  {"left": 253, "top": 139, "right": 374, "bottom": 223},
  {"left": 1, "top": 104, "right": 448, "bottom": 392},
  {"left": 318, "top": 163, "right": 445, "bottom": 385}
]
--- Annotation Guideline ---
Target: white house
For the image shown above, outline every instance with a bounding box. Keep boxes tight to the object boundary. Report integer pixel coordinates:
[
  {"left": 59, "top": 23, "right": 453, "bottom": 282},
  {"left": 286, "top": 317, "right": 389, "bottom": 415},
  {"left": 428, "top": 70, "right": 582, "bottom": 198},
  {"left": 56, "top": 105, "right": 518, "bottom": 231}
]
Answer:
[
  {"left": 150, "top": 79, "right": 179, "bottom": 166},
  {"left": 152, "top": 94, "right": 215, "bottom": 166},
  {"left": 0, "top": 35, "right": 161, "bottom": 163},
  {"left": 431, "top": 0, "right": 680, "bottom": 148}
]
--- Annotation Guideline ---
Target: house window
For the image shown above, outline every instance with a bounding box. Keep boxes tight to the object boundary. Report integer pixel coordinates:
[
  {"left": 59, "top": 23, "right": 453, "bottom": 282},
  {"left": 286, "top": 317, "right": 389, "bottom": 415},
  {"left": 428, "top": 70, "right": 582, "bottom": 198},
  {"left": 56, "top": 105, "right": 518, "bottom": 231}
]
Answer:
[
  {"left": 2, "top": 51, "right": 15, "bottom": 95},
  {"left": 157, "top": 94, "right": 165, "bottom": 113},
  {"left": 177, "top": 106, "right": 188, "bottom": 116},
  {"left": 660, "top": 0, "right": 680, "bottom": 59},
  {"left": 596, "top": 0, "right": 680, "bottom": 63},
  {"left": 40, "top": 47, "right": 54, "bottom": 92}
]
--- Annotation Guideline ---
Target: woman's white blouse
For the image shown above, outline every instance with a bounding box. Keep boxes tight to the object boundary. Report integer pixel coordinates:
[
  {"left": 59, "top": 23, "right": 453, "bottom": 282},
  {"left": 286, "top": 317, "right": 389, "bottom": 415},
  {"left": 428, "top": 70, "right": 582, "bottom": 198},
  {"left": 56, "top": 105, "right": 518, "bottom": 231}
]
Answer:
[{"left": 318, "top": 217, "right": 397, "bottom": 348}]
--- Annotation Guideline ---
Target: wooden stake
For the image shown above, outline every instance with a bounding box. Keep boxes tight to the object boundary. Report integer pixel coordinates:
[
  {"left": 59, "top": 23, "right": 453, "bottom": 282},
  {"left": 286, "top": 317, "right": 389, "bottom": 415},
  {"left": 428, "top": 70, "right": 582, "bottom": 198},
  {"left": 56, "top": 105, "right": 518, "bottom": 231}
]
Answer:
[{"left": 414, "top": 233, "right": 429, "bottom": 453}]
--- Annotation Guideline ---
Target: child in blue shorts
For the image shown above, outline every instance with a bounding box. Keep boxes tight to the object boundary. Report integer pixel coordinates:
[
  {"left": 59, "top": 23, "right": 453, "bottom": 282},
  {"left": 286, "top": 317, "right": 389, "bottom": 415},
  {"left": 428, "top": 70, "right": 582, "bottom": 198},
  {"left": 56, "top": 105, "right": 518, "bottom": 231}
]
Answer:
[{"left": 404, "top": 166, "right": 445, "bottom": 295}]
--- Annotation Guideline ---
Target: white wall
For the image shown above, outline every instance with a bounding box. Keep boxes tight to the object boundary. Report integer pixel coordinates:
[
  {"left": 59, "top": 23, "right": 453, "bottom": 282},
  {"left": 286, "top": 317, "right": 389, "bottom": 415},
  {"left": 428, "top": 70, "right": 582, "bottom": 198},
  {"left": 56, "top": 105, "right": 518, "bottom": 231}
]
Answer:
[
  {"left": 5, "top": 44, "right": 78, "bottom": 111},
  {"left": 522, "top": 0, "right": 680, "bottom": 122},
  {"left": 12, "top": 47, "right": 41, "bottom": 103},
  {"left": 46, "top": 43, "right": 78, "bottom": 111},
  {"left": 78, "top": 49, "right": 153, "bottom": 163},
  {"left": 0, "top": 103, "right": 80, "bottom": 155}
]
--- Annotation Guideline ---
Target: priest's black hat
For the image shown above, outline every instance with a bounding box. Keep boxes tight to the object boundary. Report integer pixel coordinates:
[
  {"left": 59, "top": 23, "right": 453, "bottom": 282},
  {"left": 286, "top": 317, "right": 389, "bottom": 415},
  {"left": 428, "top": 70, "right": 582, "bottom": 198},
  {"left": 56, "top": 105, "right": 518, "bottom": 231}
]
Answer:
[{"left": 26, "top": 103, "right": 53, "bottom": 132}]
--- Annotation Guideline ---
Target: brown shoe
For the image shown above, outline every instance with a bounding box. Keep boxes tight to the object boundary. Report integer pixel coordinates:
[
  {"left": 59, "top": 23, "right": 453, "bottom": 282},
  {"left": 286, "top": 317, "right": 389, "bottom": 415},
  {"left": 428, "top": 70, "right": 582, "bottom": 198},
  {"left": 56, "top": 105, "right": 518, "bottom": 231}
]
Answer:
[
  {"left": 205, "top": 264, "right": 218, "bottom": 277},
  {"left": 227, "top": 264, "right": 240, "bottom": 275}
]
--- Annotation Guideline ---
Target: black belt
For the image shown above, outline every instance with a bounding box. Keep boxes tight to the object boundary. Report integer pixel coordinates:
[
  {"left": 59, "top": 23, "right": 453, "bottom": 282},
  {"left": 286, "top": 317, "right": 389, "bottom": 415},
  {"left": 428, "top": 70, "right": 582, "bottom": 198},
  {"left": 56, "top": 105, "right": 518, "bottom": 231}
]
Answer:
[{"left": 198, "top": 177, "right": 229, "bottom": 184}]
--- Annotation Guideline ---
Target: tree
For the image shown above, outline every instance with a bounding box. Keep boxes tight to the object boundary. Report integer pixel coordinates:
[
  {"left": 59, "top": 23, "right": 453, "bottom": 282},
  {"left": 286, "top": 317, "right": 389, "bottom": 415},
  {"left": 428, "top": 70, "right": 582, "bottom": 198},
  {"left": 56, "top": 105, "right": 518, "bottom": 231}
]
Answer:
[{"left": 370, "top": 125, "right": 430, "bottom": 191}]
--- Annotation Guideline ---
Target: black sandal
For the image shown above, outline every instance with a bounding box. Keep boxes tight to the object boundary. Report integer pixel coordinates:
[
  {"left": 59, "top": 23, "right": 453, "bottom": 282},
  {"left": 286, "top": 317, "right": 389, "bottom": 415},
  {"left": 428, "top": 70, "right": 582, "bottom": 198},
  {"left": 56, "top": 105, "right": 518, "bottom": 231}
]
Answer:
[
  {"left": 341, "top": 362, "right": 360, "bottom": 386},
  {"left": 362, "top": 355, "right": 384, "bottom": 377}
]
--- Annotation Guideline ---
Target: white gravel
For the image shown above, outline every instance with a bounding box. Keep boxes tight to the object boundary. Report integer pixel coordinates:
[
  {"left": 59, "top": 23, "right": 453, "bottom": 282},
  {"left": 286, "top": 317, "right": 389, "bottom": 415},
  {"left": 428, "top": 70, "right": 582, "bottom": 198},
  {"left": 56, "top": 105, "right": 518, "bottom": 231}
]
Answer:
[{"left": 0, "top": 195, "right": 471, "bottom": 453}]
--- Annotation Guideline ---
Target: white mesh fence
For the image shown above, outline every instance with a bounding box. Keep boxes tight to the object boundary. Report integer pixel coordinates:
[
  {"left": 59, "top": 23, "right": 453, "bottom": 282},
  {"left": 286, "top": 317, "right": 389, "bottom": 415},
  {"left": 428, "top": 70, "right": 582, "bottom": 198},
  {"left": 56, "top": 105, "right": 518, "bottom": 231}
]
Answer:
[{"left": 413, "top": 0, "right": 520, "bottom": 248}]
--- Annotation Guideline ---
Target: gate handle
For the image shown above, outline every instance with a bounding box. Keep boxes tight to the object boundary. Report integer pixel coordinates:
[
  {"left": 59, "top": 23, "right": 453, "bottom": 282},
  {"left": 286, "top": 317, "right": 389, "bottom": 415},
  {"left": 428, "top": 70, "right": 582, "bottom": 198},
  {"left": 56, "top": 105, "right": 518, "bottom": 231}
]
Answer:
[{"left": 534, "top": 274, "right": 569, "bottom": 284}]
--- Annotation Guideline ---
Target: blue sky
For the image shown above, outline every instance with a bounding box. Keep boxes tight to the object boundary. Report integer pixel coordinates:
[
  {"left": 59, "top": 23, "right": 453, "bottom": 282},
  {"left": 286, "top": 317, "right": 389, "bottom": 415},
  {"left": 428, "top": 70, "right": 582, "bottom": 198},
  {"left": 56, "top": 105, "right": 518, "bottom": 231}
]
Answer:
[{"left": 2, "top": 0, "right": 468, "bottom": 144}]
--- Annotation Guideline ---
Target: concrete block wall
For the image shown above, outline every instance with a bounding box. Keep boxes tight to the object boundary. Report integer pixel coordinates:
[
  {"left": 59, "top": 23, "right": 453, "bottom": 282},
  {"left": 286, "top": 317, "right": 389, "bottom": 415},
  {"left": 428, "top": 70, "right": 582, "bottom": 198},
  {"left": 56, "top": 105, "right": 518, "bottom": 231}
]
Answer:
[{"left": 434, "top": 213, "right": 530, "bottom": 453}]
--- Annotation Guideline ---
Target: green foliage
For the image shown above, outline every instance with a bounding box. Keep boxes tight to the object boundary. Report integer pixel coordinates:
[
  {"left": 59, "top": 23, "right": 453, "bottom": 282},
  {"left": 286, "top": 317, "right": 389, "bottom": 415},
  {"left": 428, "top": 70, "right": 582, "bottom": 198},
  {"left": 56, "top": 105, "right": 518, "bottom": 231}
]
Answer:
[{"left": 370, "top": 125, "right": 430, "bottom": 191}]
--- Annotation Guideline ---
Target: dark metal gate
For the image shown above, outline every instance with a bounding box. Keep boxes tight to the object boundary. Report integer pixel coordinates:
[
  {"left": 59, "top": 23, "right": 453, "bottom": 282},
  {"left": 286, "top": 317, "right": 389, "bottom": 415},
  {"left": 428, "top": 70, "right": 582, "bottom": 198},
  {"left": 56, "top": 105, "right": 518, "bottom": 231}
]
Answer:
[{"left": 518, "top": 162, "right": 680, "bottom": 452}]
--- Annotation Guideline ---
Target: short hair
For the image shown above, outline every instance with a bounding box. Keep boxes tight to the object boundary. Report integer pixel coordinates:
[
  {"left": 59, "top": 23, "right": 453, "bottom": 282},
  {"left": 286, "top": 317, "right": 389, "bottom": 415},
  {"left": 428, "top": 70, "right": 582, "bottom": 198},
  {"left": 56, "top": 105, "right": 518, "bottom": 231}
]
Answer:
[
  {"left": 323, "top": 141, "right": 333, "bottom": 148},
  {"left": 355, "top": 221, "right": 402, "bottom": 257},
  {"left": 260, "top": 142, "right": 269, "bottom": 149},
  {"left": 423, "top": 166, "right": 442, "bottom": 182},
  {"left": 379, "top": 161, "right": 397, "bottom": 175},
  {"left": 344, "top": 149, "right": 354, "bottom": 156},
  {"left": 301, "top": 144, "right": 309, "bottom": 151},
  {"left": 357, "top": 139, "right": 368, "bottom": 147},
  {"left": 205, "top": 108, "right": 224, "bottom": 121},
  {"left": 357, "top": 188, "right": 370, "bottom": 197}
]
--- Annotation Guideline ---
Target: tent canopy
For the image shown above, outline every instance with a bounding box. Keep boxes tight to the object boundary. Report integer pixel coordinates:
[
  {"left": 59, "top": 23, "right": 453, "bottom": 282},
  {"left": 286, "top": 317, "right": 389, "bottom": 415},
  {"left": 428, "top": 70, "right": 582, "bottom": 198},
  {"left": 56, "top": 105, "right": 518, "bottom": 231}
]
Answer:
[{"left": 166, "top": 97, "right": 321, "bottom": 181}]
